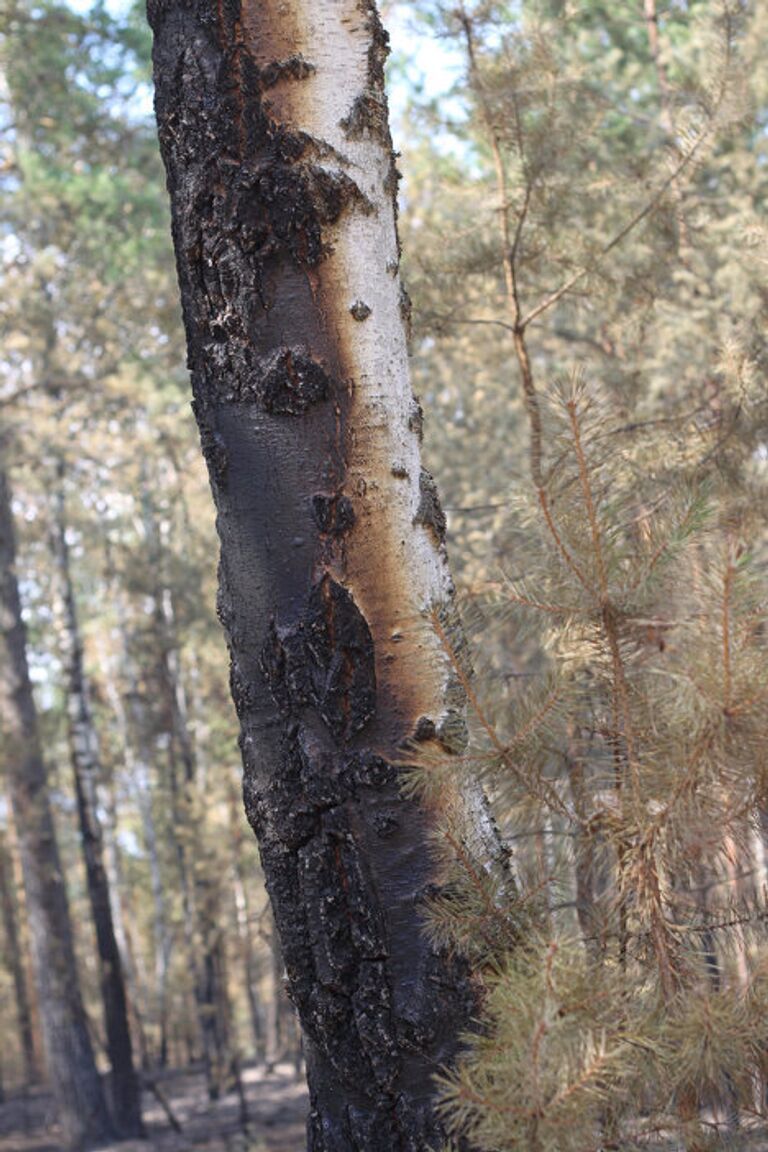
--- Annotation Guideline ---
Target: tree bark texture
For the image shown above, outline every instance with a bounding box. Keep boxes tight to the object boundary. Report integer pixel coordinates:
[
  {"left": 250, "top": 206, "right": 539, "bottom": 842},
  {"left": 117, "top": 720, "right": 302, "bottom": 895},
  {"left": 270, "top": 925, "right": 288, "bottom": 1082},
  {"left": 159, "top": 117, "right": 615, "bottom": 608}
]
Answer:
[
  {"left": 149, "top": 2, "right": 494, "bottom": 1146},
  {"left": 51, "top": 475, "right": 144, "bottom": 1138},
  {"left": 0, "top": 455, "right": 115, "bottom": 1151}
]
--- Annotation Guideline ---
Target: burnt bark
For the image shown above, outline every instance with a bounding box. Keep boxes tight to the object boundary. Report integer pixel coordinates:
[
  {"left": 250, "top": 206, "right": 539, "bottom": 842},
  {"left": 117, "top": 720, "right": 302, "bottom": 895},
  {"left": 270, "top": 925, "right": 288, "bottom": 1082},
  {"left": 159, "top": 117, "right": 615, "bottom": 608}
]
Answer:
[
  {"left": 0, "top": 451, "right": 115, "bottom": 1151},
  {"left": 149, "top": 2, "right": 493, "bottom": 1147},
  {"left": 50, "top": 471, "right": 144, "bottom": 1138}
]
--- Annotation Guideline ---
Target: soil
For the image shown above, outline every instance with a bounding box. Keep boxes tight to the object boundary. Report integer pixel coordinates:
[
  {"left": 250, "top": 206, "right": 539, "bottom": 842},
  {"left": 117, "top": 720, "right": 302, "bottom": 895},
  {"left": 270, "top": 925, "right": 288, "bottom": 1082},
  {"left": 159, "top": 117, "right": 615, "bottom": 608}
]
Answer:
[{"left": 0, "top": 1063, "right": 308, "bottom": 1152}]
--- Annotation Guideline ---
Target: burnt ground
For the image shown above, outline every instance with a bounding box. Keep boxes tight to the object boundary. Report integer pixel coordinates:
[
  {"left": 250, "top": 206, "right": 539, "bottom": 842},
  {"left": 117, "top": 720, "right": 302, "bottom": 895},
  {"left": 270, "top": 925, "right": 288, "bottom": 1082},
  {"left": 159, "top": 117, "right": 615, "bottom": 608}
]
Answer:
[{"left": 0, "top": 1063, "right": 308, "bottom": 1152}]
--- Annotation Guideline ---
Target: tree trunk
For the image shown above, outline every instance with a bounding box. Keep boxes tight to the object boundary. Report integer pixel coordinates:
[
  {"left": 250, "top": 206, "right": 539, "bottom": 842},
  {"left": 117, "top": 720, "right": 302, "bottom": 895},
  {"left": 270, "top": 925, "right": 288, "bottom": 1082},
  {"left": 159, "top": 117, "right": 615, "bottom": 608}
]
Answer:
[
  {"left": 0, "top": 453, "right": 115, "bottom": 1151},
  {"left": 121, "top": 660, "right": 173, "bottom": 1067},
  {"left": 264, "top": 907, "right": 288, "bottom": 1074},
  {"left": 149, "top": 2, "right": 505, "bottom": 1145},
  {"left": 50, "top": 472, "right": 144, "bottom": 1138},
  {"left": 0, "top": 826, "right": 41, "bottom": 1086},
  {"left": 141, "top": 484, "right": 233, "bottom": 1096},
  {"left": 99, "top": 555, "right": 165, "bottom": 1067},
  {"left": 229, "top": 784, "right": 264, "bottom": 1060},
  {"left": 3, "top": 811, "right": 45, "bottom": 1081},
  {"left": 102, "top": 765, "right": 151, "bottom": 1070}
]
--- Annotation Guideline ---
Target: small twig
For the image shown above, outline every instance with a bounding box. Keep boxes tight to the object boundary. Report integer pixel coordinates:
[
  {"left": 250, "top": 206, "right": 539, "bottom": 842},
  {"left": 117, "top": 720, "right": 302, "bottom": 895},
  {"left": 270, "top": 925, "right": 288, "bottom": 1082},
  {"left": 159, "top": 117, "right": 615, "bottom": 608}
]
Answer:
[{"left": 142, "top": 1075, "right": 183, "bottom": 1134}]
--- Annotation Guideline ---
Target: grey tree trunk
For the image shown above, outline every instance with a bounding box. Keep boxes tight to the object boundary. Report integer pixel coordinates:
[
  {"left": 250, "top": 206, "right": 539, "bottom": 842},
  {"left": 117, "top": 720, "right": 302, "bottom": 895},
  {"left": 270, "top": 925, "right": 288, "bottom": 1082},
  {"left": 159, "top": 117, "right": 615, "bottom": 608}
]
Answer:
[
  {"left": 0, "top": 825, "right": 41, "bottom": 1086},
  {"left": 149, "top": 1, "right": 505, "bottom": 1146},
  {"left": 0, "top": 451, "right": 115, "bottom": 1151},
  {"left": 50, "top": 472, "right": 143, "bottom": 1138}
]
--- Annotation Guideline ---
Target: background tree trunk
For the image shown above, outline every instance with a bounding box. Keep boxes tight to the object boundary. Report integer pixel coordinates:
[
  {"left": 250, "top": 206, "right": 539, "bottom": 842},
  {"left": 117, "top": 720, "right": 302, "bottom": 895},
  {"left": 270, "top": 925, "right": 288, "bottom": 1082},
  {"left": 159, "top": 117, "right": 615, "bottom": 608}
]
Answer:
[
  {"left": 0, "top": 451, "right": 115, "bottom": 1151},
  {"left": 50, "top": 470, "right": 143, "bottom": 1138},
  {"left": 229, "top": 784, "right": 265, "bottom": 1061},
  {"left": 141, "top": 485, "right": 233, "bottom": 1097},
  {"left": 148, "top": 2, "right": 507, "bottom": 1146},
  {"left": 264, "top": 908, "right": 289, "bottom": 1075},
  {"left": 0, "top": 826, "right": 41, "bottom": 1086}
]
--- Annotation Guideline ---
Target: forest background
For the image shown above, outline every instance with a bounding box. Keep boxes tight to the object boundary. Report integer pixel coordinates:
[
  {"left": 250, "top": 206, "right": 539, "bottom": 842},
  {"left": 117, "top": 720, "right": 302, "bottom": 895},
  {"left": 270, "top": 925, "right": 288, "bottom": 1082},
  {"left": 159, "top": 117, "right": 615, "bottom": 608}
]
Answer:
[{"left": 1, "top": 0, "right": 768, "bottom": 1150}]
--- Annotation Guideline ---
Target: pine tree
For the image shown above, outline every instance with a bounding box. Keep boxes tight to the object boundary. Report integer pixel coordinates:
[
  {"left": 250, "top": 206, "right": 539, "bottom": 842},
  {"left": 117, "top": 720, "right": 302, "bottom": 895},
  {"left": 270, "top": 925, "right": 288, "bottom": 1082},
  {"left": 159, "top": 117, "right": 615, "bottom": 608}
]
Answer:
[{"left": 395, "top": 1, "right": 768, "bottom": 1148}]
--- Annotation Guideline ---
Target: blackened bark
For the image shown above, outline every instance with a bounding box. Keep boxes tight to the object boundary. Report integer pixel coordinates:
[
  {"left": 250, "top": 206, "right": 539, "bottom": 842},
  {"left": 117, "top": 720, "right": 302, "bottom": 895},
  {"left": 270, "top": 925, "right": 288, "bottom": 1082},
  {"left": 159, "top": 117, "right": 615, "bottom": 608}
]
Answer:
[
  {"left": 149, "top": 2, "right": 484, "bottom": 1147},
  {"left": 0, "top": 826, "right": 41, "bottom": 1086},
  {"left": 51, "top": 473, "right": 143, "bottom": 1139},
  {"left": 0, "top": 453, "right": 115, "bottom": 1151}
]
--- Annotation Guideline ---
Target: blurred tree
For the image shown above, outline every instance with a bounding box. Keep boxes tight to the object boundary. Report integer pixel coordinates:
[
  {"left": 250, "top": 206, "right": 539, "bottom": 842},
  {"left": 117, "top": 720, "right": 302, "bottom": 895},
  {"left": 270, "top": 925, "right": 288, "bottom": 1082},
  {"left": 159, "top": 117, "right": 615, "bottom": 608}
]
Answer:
[
  {"left": 50, "top": 461, "right": 143, "bottom": 1138},
  {"left": 0, "top": 825, "right": 41, "bottom": 1086},
  {"left": 0, "top": 0, "right": 253, "bottom": 1117},
  {"left": 0, "top": 451, "right": 115, "bottom": 1150}
]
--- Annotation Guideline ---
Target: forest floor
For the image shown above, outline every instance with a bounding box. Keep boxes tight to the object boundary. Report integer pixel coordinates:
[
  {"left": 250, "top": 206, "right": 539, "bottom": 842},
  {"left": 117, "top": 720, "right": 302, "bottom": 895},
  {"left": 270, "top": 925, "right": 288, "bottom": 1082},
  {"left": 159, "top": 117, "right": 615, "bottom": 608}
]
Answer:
[{"left": 0, "top": 1063, "right": 308, "bottom": 1152}]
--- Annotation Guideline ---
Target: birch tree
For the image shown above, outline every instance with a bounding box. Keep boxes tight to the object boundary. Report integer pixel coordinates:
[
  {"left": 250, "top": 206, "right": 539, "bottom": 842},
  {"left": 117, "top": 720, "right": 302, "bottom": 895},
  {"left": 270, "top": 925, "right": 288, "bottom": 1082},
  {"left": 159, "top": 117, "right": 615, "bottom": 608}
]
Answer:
[
  {"left": 148, "top": 0, "right": 505, "bottom": 1145},
  {"left": 0, "top": 448, "right": 115, "bottom": 1150},
  {"left": 51, "top": 466, "right": 143, "bottom": 1139}
]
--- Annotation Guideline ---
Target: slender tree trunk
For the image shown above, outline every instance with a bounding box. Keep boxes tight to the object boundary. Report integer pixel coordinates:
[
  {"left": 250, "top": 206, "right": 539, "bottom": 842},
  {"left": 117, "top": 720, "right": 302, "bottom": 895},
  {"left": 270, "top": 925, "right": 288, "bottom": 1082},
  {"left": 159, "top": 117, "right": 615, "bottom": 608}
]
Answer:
[
  {"left": 229, "top": 785, "right": 264, "bottom": 1060},
  {"left": 0, "top": 453, "right": 115, "bottom": 1151},
  {"left": 113, "top": 631, "right": 173, "bottom": 1067},
  {"left": 264, "top": 907, "right": 288, "bottom": 1074},
  {"left": 163, "top": 670, "right": 231, "bottom": 1096},
  {"left": 150, "top": 2, "right": 508, "bottom": 1145},
  {"left": 140, "top": 484, "right": 232, "bottom": 1094},
  {"left": 0, "top": 826, "right": 40, "bottom": 1086},
  {"left": 50, "top": 471, "right": 144, "bottom": 1138},
  {"left": 101, "top": 765, "right": 151, "bottom": 1070},
  {"left": 99, "top": 549, "right": 163, "bottom": 1065}
]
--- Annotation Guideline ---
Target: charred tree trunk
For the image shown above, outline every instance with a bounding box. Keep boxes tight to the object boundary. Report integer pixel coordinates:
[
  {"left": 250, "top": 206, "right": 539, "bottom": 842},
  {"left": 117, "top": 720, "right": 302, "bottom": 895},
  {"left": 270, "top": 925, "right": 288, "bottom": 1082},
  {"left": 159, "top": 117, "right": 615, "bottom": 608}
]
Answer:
[
  {"left": 149, "top": 2, "right": 506, "bottom": 1145},
  {"left": 50, "top": 472, "right": 143, "bottom": 1139},
  {"left": 0, "top": 826, "right": 41, "bottom": 1086},
  {"left": 0, "top": 454, "right": 115, "bottom": 1151}
]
